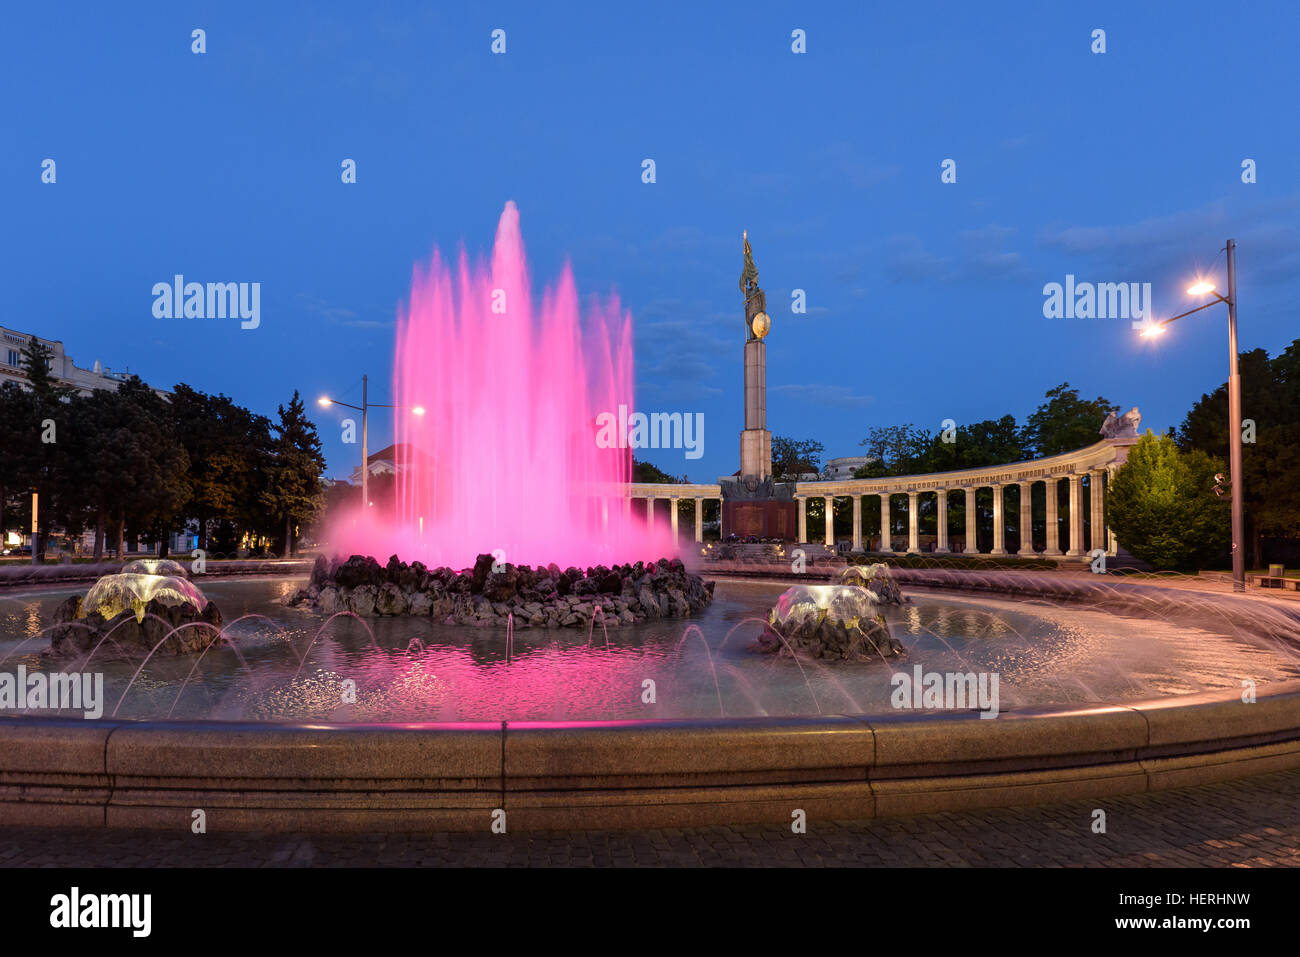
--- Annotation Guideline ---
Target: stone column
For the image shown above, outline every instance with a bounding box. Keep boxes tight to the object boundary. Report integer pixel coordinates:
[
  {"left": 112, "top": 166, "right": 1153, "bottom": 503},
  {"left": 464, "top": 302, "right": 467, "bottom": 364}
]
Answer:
[
  {"left": 1065, "top": 474, "right": 1084, "bottom": 557},
  {"left": 1018, "top": 481, "right": 1034, "bottom": 554},
  {"left": 990, "top": 484, "right": 1006, "bottom": 555},
  {"left": 907, "top": 491, "right": 919, "bottom": 553},
  {"left": 645, "top": 494, "right": 655, "bottom": 530},
  {"left": 623, "top": 492, "right": 632, "bottom": 525},
  {"left": 669, "top": 497, "right": 679, "bottom": 542},
  {"left": 935, "top": 490, "right": 949, "bottom": 552},
  {"left": 1089, "top": 470, "right": 1104, "bottom": 552},
  {"left": 694, "top": 497, "right": 703, "bottom": 543},
  {"left": 823, "top": 495, "right": 835, "bottom": 548},
  {"left": 851, "top": 495, "right": 862, "bottom": 552},
  {"left": 879, "top": 495, "right": 892, "bottom": 553},
  {"left": 797, "top": 497, "right": 807, "bottom": 543},
  {"left": 964, "top": 487, "right": 979, "bottom": 554},
  {"left": 1105, "top": 467, "right": 1118, "bottom": 556},
  {"left": 1043, "top": 478, "right": 1062, "bottom": 556}
]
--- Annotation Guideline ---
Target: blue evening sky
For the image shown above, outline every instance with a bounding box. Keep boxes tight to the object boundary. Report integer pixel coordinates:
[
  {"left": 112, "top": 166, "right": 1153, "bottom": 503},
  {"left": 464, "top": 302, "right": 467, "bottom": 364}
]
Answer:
[{"left": 4, "top": 1, "right": 1297, "bottom": 482}]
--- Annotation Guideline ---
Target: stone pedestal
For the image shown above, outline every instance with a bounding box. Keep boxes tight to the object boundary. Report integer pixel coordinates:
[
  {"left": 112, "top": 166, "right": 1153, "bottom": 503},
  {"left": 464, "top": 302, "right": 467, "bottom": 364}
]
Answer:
[{"left": 721, "top": 498, "right": 796, "bottom": 540}]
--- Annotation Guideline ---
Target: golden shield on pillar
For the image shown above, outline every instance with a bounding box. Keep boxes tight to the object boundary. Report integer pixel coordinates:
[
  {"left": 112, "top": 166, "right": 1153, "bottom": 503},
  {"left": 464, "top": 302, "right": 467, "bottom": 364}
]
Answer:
[{"left": 750, "top": 311, "right": 770, "bottom": 339}]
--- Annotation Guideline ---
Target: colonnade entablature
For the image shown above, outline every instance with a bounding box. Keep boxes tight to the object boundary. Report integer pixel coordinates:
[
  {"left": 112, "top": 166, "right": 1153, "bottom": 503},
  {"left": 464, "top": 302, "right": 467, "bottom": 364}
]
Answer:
[
  {"left": 798, "top": 438, "right": 1135, "bottom": 499},
  {"left": 618, "top": 436, "right": 1139, "bottom": 556}
]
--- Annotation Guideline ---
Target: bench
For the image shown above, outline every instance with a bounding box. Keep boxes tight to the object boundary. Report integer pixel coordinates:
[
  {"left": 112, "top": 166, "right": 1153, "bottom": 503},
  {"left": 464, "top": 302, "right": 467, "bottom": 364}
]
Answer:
[{"left": 1254, "top": 565, "right": 1299, "bottom": 590}]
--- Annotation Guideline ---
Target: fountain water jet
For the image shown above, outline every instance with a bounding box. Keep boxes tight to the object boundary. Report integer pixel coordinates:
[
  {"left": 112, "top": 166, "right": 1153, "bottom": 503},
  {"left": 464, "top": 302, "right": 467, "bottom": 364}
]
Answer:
[{"left": 331, "top": 202, "right": 675, "bottom": 569}]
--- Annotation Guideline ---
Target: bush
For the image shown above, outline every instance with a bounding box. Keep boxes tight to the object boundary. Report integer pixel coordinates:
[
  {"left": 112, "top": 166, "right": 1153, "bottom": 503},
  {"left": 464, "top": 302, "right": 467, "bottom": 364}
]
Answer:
[
  {"left": 846, "top": 553, "right": 1057, "bottom": 571},
  {"left": 1105, "top": 431, "right": 1230, "bottom": 571}
]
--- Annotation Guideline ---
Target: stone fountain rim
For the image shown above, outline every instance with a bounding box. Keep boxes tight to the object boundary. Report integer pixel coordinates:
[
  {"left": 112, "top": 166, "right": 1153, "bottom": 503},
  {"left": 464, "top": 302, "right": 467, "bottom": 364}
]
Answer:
[
  {"left": 3, "top": 571, "right": 1298, "bottom": 830},
  {"left": 2, "top": 678, "right": 1299, "bottom": 832}
]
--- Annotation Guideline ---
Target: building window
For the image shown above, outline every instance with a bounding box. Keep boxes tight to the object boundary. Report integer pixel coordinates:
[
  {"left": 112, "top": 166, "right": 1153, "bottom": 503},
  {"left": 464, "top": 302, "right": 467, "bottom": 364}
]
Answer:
[{"left": 6, "top": 350, "right": 18, "bottom": 367}]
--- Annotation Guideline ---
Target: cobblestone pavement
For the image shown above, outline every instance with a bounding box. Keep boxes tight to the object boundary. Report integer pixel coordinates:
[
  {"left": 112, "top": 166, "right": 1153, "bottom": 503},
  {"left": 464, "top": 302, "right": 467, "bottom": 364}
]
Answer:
[{"left": 1, "top": 767, "right": 1298, "bottom": 867}]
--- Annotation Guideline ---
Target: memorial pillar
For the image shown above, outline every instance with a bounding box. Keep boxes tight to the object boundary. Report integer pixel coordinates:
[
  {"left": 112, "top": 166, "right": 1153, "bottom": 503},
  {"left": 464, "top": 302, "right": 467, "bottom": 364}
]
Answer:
[{"left": 851, "top": 495, "right": 862, "bottom": 552}]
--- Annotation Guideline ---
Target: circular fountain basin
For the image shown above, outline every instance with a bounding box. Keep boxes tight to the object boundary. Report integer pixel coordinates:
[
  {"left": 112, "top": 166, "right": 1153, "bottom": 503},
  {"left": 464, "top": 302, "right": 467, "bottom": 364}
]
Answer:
[{"left": 1, "top": 572, "right": 1299, "bottom": 830}]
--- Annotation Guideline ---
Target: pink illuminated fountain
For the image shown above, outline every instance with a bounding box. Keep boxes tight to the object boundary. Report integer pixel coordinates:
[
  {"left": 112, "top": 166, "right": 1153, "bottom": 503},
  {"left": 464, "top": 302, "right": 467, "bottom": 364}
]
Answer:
[{"left": 332, "top": 202, "right": 676, "bottom": 569}]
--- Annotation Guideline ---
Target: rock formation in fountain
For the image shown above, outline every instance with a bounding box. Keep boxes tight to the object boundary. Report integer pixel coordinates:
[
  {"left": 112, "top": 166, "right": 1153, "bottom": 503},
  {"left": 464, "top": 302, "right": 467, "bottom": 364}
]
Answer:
[
  {"left": 44, "top": 567, "right": 223, "bottom": 660},
  {"left": 756, "top": 563, "right": 906, "bottom": 661},
  {"left": 285, "top": 553, "right": 713, "bottom": 628}
]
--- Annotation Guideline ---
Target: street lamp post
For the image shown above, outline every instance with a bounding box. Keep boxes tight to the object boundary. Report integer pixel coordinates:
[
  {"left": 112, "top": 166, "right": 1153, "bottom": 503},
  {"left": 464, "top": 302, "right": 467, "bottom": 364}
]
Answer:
[
  {"left": 1224, "top": 240, "right": 1245, "bottom": 593},
  {"left": 318, "top": 376, "right": 424, "bottom": 512},
  {"left": 1140, "top": 239, "right": 1245, "bottom": 593}
]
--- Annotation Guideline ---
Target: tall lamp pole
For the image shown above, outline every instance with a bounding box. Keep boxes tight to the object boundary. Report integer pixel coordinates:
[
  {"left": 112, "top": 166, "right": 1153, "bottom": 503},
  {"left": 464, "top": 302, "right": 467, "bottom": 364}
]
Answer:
[
  {"left": 318, "top": 376, "right": 423, "bottom": 511},
  {"left": 1224, "top": 240, "right": 1245, "bottom": 593},
  {"left": 1140, "top": 239, "right": 1245, "bottom": 593}
]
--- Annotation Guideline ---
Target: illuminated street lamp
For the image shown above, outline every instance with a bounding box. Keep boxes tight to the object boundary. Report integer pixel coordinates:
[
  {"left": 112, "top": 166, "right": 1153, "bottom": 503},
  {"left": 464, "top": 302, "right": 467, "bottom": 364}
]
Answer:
[
  {"left": 1139, "top": 239, "right": 1244, "bottom": 592},
  {"left": 317, "top": 374, "right": 425, "bottom": 511}
]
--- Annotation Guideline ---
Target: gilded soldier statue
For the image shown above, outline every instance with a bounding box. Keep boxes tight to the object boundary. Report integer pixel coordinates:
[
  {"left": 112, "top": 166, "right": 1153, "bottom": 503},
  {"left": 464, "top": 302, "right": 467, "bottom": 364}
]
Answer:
[{"left": 740, "top": 231, "right": 770, "bottom": 340}]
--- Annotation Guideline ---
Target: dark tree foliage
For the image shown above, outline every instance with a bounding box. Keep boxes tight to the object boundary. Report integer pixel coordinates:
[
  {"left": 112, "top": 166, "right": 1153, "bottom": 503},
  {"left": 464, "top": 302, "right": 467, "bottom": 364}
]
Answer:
[
  {"left": 1178, "top": 339, "right": 1300, "bottom": 565},
  {"left": 8, "top": 339, "right": 75, "bottom": 562},
  {"left": 1021, "top": 383, "right": 1119, "bottom": 458},
  {"left": 1107, "top": 432, "right": 1230, "bottom": 570},
  {"left": 0, "top": 381, "right": 38, "bottom": 545},
  {"left": 632, "top": 458, "right": 688, "bottom": 484},
  {"left": 262, "top": 390, "right": 327, "bottom": 557},
  {"left": 0, "top": 363, "right": 321, "bottom": 561},
  {"left": 169, "top": 383, "right": 275, "bottom": 551},
  {"left": 771, "top": 436, "right": 825, "bottom": 478},
  {"left": 78, "top": 378, "right": 191, "bottom": 558}
]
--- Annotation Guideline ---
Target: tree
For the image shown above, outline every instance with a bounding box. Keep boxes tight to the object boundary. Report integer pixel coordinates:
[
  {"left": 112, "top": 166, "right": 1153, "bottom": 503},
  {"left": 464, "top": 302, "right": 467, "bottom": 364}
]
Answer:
[
  {"left": 857, "top": 425, "right": 930, "bottom": 476},
  {"left": 169, "top": 384, "right": 273, "bottom": 552},
  {"left": 261, "top": 390, "right": 326, "bottom": 557},
  {"left": 11, "top": 338, "right": 76, "bottom": 562},
  {"left": 78, "top": 379, "right": 191, "bottom": 559},
  {"left": 926, "top": 415, "right": 1027, "bottom": 472},
  {"left": 771, "top": 436, "right": 825, "bottom": 478},
  {"left": 1021, "top": 383, "right": 1119, "bottom": 457},
  {"left": 631, "top": 458, "right": 686, "bottom": 483},
  {"left": 1178, "top": 341, "right": 1300, "bottom": 566},
  {"left": 0, "top": 381, "right": 38, "bottom": 550},
  {"left": 1106, "top": 432, "right": 1229, "bottom": 570}
]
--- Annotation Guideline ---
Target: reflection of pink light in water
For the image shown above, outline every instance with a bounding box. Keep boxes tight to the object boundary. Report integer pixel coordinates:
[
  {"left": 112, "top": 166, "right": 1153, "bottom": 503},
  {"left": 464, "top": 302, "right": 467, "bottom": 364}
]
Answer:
[{"left": 331, "top": 202, "right": 675, "bottom": 568}]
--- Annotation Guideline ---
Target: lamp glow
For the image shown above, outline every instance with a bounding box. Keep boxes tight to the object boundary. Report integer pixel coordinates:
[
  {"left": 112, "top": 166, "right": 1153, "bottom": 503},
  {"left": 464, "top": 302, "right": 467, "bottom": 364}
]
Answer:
[
  {"left": 411, "top": 406, "right": 426, "bottom": 416},
  {"left": 1187, "top": 280, "right": 1216, "bottom": 296},
  {"left": 1140, "top": 323, "right": 1167, "bottom": 339},
  {"left": 317, "top": 397, "right": 333, "bottom": 407}
]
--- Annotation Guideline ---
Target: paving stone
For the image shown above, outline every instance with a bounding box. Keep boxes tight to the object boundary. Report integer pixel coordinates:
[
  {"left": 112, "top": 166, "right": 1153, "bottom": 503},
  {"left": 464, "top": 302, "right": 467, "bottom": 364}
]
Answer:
[{"left": 1, "top": 767, "right": 1298, "bottom": 866}]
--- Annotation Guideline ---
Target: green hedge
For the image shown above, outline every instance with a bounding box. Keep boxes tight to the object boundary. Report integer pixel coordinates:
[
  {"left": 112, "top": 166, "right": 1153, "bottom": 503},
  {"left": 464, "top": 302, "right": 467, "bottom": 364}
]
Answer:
[{"left": 846, "top": 553, "right": 1058, "bottom": 571}]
